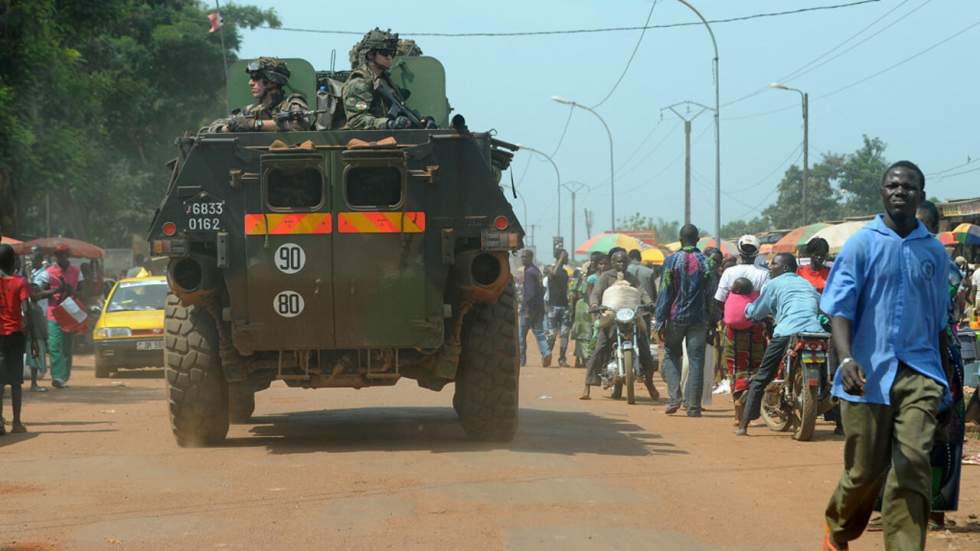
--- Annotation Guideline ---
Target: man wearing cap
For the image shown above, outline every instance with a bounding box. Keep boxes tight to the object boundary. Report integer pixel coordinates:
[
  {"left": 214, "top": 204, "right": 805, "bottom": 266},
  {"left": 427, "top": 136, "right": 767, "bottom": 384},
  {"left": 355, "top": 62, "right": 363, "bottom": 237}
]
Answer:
[
  {"left": 714, "top": 234, "right": 770, "bottom": 422},
  {"left": 214, "top": 57, "right": 311, "bottom": 133},
  {"left": 34, "top": 245, "right": 82, "bottom": 388}
]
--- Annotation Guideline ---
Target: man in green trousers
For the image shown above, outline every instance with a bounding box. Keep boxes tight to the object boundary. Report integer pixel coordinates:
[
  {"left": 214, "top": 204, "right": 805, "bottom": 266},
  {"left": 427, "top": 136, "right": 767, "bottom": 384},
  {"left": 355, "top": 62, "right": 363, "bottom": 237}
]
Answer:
[{"left": 819, "top": 161, "right": 950, "bottom": 551}]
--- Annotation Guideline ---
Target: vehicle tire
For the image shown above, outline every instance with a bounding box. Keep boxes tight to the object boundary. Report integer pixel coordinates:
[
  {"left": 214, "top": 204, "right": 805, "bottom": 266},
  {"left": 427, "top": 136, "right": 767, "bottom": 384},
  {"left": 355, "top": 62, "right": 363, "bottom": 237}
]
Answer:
[
  {"left": 94, "top": 357, "right": 113, "bottom": 378},
  {"left": 164, "top": 293, "right": 229, "bottom": 447},
  {"left": 611, "top": 380, "right": 623, "bottom": 400},
  {"left": 228, "top": 381, "right": 255, "bottom": 423},
  {"left": 623, "top": 349, "right": 636, "bottom": 405},
  {"left": 761, "top": 382, "right": 792, "bottom": 432},
  {"left": 454, "top": 282, "right": 520, "bottom": 442},
  {"left": 792, "top": 366, "right": 818, "bottom": 441}
]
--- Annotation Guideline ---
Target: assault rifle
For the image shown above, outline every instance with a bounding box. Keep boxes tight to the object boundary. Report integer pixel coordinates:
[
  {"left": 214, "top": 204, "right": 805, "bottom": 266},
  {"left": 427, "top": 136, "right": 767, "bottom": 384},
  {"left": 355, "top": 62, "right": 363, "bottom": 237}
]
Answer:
[{"left": 374, "top": 79, "right": 436, "bottom": 129}]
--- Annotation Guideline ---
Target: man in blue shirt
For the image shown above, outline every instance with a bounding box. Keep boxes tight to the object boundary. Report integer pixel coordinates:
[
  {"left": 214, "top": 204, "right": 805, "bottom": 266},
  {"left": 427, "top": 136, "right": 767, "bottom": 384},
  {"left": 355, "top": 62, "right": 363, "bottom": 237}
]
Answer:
[
  {"left": 821, "top": 161, "right": 949, "bottom": 551},
  {"left": 655, "top": 224, "right": 709, "bottom": 416},
  {"left": 735, "top": 252, "right": 822, "bottom": 436}
]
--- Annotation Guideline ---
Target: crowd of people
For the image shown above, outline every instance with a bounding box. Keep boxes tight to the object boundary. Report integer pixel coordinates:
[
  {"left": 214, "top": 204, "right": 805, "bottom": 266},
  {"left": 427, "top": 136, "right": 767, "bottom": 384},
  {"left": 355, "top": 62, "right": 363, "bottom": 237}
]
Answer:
[
  {"left": 0, "top": 242, "right": 102, "bottom": 435},
  {"left": 517, "top": 160, "right": 980, "bottom": 549}
]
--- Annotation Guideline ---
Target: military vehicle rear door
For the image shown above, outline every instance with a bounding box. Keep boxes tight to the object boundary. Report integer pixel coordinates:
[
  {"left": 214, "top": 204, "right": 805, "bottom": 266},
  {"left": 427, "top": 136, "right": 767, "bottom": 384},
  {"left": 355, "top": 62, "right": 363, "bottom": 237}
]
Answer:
[
  {"left": 332, "top": 149, "right": 442, "bottom": 349},
  {"left": 244, "top": 153, "right": 335, "bottom": 350}
]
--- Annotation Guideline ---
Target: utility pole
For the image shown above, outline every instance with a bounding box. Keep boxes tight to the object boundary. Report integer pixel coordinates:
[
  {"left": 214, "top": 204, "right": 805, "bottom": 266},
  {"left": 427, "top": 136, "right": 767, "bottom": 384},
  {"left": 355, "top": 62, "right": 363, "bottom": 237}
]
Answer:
[
  {"left": 769, "top": 84, "right": 809, "bottom": 224},
  {"left": 802, "top": 92, "right": 809, "bottom": 225},
  {"left": 584, "top": 209, "right": 593, "bottom": 239},
  {"left": 661, "top": 101, "right": 710, "bottom": 226},
  {"left": 529, "top": 224, "right": 537, "bottom": 253},
  {"left": 562, "top": 181, "right": 589, "bottom": 260}
]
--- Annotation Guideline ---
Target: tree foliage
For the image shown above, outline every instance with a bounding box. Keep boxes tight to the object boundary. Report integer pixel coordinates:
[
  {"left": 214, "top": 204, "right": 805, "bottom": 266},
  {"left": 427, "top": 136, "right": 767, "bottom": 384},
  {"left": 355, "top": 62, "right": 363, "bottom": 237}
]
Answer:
[
  {"left": 617, "top": 213, "right": 679, "bottom": 243},
  {"left": 0, "top": 0, "right": 279, "bottom": 245},
  {"left": 724, "top": 135, "right": 893, "bottom": 235}
]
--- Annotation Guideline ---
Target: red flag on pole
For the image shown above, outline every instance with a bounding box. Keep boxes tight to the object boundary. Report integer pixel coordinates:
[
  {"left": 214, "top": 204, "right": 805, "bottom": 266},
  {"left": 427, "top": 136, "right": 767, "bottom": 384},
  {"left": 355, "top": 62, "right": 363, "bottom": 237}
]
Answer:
[{"left": 207, "top": 12, "right": 223, "bottom": 33}]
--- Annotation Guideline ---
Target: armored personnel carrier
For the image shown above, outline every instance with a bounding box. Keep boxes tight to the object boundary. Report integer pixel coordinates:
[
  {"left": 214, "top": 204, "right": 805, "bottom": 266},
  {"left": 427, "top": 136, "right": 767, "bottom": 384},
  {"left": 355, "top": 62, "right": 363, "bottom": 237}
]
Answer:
[{"left": 147, "top": 56, "right": 524, "bottom": 446}]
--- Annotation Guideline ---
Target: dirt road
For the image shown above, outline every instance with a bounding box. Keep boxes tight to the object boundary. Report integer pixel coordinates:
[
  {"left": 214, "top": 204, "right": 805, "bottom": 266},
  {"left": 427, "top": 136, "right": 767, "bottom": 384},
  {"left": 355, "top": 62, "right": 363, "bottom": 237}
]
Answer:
[{"left": 1, "top": 354, "right": 978, "bottom": 550}]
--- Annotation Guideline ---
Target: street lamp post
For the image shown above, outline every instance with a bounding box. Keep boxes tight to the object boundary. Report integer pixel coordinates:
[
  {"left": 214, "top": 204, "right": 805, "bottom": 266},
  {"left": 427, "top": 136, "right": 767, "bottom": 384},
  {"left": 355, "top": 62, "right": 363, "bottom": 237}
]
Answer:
[
  {"left": 675, "top": 0, "right": 721, "bottom": 249},
  {"left": 562, "top": 180, "right": 589, "bottom": 259},
  {"left": 515, "top": 144, "right": 562, "bottom": 243},
  {"left": 550, "top": 96, "right": 615, "bottom": 231},
  {"left": 769, "top": 83, "right": 809, "bottom": 225}
]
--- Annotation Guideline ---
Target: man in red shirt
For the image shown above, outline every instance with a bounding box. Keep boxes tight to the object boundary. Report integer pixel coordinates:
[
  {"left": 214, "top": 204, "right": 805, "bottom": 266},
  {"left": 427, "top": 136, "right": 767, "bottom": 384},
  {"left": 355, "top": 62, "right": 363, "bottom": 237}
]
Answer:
[
  {"left": 798, "top": 237, "right": 830, "bottom": 293},
  {"left": 0, "top": 244, "right": 32, "bottom": 434}
]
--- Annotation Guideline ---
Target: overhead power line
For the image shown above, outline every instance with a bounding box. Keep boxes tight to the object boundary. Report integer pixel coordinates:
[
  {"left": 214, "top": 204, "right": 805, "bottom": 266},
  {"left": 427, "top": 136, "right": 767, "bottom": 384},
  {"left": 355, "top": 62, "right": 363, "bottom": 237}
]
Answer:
[
  {"left": 722, "top": 0, "right": 911, "bottom": 108},
  {"left": 259, "top": 1, "right": 880, "bottom": 38},
  {"left": 817, "top": 16, "right": 980, "bottom": 100},
  {"left": 724, "top": 13, "right": 980, "bottom": 121},
  {"left": 591, "top": 0, "right": 659, "bottom": 109},
  {"left": 932, "top": 164, "right": 980, "bottom": 181},
  {"left": 927, "top": 156, "right": 980, "bottom": 177},
  {"left": 728, "top": 143, "right": 803, "bottom": 192}
]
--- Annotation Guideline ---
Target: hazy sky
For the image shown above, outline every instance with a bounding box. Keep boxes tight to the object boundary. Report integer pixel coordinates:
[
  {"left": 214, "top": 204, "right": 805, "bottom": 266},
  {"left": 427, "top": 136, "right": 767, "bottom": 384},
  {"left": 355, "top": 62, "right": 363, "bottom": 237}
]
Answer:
[{"left": 237, "top": 0, "right": 979, "bottom": 249}]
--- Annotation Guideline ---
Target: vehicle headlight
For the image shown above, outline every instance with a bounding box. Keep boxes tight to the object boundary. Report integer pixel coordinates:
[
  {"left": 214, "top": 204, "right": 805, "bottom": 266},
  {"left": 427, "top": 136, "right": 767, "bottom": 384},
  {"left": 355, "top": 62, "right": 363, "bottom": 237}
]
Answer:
[
  {"left": 97, "top": 327, "right": 132, "bottom": 338},
  {"left": 615, "top": 308, "right": 636, "bottom": 323}
]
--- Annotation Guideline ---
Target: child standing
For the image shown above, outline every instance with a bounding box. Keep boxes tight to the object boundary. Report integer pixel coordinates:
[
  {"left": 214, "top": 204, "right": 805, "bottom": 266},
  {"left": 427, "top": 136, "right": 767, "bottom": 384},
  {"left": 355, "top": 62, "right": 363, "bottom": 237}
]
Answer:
[{"left": 0, "top": 244, "right": 31, "bottom": 434}]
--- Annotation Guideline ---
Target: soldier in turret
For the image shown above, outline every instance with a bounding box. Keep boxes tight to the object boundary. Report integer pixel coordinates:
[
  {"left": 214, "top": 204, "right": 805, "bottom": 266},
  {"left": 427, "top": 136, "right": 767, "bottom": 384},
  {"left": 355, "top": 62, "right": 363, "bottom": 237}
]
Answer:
[
  {"left": 343, "top": 28, "right": 407, "bottom": 130},
  {"left": 213, "top": 57, "right": 311, "bottom": 133}
]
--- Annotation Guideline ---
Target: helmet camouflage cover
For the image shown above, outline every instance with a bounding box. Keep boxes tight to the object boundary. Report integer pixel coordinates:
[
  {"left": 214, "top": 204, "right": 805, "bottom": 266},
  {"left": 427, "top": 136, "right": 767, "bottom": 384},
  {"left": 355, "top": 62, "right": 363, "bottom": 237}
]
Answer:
[
  {"left": 246, "top": 56, "right": 291, "bottom": 86},
  {"left": 349, "top": 27, "right": 400, "bottom": 69}
]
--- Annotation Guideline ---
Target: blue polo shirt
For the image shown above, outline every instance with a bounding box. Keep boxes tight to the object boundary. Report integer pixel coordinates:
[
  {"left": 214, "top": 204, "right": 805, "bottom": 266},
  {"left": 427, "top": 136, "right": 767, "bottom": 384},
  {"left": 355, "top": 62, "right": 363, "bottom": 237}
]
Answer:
[
  {"left": 820, "top": 215, "right": 950, "bottom": 407},
  {"left": 745, "top": 272, "right": 823, "bottom": 337}
]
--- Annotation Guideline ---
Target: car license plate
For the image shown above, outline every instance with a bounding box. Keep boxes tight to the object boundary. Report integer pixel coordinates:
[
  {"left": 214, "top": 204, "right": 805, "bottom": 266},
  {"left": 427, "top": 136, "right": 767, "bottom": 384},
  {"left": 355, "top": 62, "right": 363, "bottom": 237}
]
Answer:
[{"left": 137, "top": 340, "right": 163, "bottom": 351}]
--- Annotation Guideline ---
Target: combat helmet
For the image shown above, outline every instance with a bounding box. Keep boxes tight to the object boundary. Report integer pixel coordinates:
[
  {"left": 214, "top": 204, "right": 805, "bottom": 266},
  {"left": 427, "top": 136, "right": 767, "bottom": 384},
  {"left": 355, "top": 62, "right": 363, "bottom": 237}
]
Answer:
[
  {"left": 245, "top": 57, "right": 291, "bottom": 86},
  {"left": 349, "top": 28, "right": 400, "bottom": 69}
]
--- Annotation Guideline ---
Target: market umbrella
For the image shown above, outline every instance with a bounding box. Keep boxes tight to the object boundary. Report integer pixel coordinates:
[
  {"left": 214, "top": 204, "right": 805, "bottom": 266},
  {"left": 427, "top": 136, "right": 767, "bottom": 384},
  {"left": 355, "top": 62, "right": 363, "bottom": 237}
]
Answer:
[
  {"left": 575, "top": 232, "right": 650, "bottom": 255},
  {"left": 0, "top": 235, "right": 22, "bottom": 245},
  {"left": 664, "top": 241, "right": 681, "bottom": 252},
  {"left": 771, "top": 222, "right": 829, "bottom": 254},
  {"left": 697, "top": 237, "right": 736, "bottom": 256},
  {"left": 810, "top": 221, "right": 869, "bottom": 254},
  {"left": 18, "top": 237, "right": 105, "bottom": 259},
  {"left": 944, "top": 223, "right": 980, "bottom": 246},
  {"left": 640, "top": 247, "right": 666, "bottom": 265}
]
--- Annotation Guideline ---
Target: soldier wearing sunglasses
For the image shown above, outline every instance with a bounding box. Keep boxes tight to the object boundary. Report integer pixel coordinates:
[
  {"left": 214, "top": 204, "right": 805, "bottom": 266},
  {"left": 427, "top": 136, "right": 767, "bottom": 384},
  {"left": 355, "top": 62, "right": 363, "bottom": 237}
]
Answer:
[
  {"left": 216, "top": 57, "right": 311, "bottom": 133},
  {"left": 342, "top": 28, "right": 414, "bottom": 130}
]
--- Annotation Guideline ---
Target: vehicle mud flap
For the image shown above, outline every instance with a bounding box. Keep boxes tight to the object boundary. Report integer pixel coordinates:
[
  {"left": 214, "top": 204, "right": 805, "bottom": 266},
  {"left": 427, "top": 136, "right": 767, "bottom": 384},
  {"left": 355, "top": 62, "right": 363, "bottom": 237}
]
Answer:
[{"left": 431, "top": 340, "right": 462, "bottom": 380}]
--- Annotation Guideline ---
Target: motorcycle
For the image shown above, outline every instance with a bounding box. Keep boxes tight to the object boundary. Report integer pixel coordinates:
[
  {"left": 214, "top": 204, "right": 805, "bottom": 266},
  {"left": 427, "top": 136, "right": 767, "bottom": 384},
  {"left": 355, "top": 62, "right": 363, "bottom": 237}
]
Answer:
[
  {"left": 597, "top": 304, "right": 652, "bottom": 405},
  {"left": 760, "top": 331, "right": 837, "bottom": 441}
]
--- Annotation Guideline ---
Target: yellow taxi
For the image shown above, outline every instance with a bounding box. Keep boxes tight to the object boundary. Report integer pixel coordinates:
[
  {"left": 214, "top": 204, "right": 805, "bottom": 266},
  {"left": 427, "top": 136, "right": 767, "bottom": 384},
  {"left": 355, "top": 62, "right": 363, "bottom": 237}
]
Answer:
[{"left": 92, "top": 275, "right": 169, "bottom": 378}]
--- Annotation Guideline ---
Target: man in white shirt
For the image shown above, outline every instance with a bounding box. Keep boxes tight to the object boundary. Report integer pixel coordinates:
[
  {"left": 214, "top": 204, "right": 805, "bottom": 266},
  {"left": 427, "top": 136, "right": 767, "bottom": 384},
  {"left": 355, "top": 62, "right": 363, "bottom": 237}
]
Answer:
[{"left": 713, "top": 235, "right": 770, "bottom": 422}]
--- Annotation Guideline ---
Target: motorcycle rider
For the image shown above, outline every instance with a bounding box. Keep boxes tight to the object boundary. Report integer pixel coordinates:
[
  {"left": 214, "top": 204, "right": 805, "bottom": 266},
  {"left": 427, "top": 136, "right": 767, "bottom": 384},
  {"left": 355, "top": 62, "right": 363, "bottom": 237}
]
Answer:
[
  {"left": 580, "top": 249, "right": 657, "bottom": 400},
  {"left": 736, "top": 253, "right": 823, "bottom": 436}
]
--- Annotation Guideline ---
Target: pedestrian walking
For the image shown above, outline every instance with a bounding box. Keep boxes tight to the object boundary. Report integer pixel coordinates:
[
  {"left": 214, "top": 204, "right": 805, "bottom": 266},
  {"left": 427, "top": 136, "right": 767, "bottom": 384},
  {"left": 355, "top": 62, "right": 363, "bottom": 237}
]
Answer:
[
  {"left": 25, "top": 247, "right": 49, "bottom": 388},
  {"left": 654, "top": 224, "right": 710, "bottom": 416},
  {"left": 822, "top": 161, "right": 950, "bottom": 551},
  {"left": 35, "top": 244, "right": 83, "bottom": 388},
  {"left": 518, "top": 249, "right": 550, "bottom": 367},
  {"left": 714, "top": 235, "right": 770, "bottom": 422},
  {"left": 0, "top": 244, "right": 31, "bottom": 435},
  {"left": 545, "top": 249, "right": 572, "bottom": 367}
]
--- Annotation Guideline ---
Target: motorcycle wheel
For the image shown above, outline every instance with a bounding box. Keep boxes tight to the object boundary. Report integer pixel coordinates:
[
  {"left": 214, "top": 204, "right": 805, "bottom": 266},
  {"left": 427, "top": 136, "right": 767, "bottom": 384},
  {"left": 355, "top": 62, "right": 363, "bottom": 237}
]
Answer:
[
  {"left": 624, "top": 349, "right": 635, "bottom": 405},
  {"left": 792, "top": 366, "right": 818, "bottom": 441},
  {"left": 760, "top": 381, "right": 792, "bottom": 432},
  {"left": 611, "top": 381, "right": 623, "bottom": 400}
]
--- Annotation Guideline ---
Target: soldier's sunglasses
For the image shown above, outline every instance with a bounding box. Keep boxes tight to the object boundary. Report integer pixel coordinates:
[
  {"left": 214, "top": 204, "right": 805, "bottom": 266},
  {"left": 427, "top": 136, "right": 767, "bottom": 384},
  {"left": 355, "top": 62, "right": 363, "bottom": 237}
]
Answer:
[{"left": 375, "top": 49, "right": 395, "bottom": 57}]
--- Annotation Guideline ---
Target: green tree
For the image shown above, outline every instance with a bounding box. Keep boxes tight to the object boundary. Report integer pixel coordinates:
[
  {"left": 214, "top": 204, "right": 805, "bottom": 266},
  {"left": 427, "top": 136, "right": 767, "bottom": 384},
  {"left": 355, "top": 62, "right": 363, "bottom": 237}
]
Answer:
[
  {"left": 617, "top": 213, "right": 680, "bottom": 243},
  {"left": 762, "top": 157, "right": 844, "bottom": 229},
  {"left": 721, "top": 216, "right": 769, "bottom": 239},
  {"left": 836, "top": 135, "right": 889, "bottom": 217},
  {"left": 0, "top": 0, "right": 280, "bottom": 245}
]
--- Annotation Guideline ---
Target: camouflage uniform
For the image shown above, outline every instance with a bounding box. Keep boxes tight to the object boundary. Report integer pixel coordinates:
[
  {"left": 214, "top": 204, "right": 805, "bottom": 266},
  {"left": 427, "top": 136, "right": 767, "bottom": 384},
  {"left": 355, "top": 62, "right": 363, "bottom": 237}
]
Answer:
[
  {"left": 205, "top": 57, "right": 311, "bottom": 133},
  {"left": 240, "top": 90, "right": 310, "bottom": 132},
  {"left": 342, "top": 68, "right": 404, "bottom": 130},
  {"left": 342, "top": 28, "right": 404, "bottom": 130}
]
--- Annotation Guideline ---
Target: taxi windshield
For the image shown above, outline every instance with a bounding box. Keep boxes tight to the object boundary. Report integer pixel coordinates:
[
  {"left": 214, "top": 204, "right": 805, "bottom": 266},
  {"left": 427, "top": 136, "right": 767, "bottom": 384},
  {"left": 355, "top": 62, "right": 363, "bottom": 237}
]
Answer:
[{"left": 107, "top": 281, "right": 169, "bottom": 313}]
